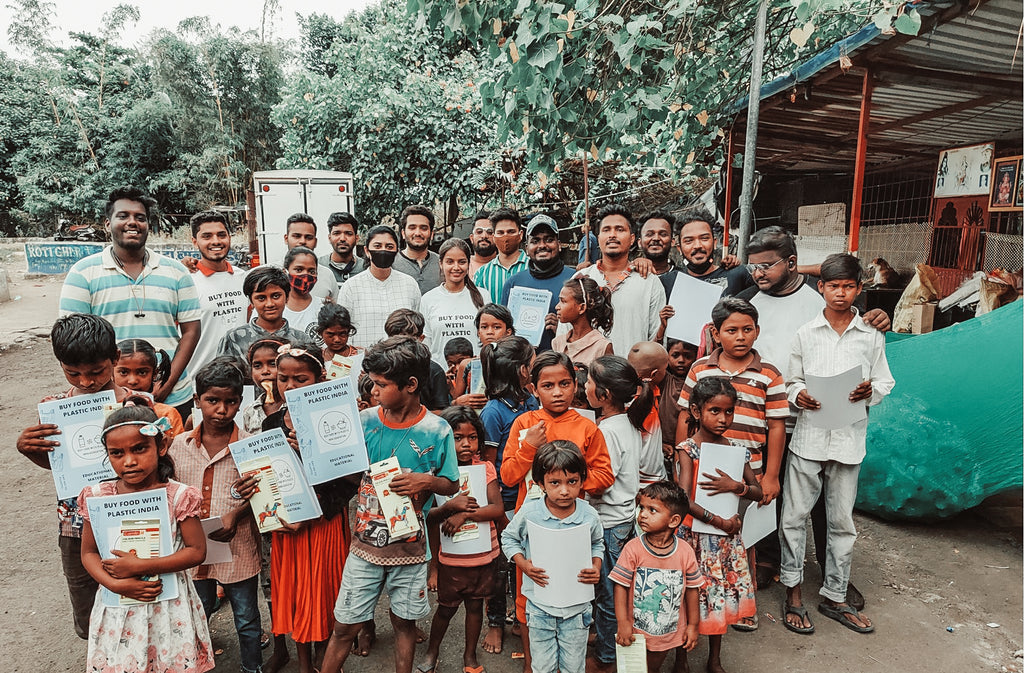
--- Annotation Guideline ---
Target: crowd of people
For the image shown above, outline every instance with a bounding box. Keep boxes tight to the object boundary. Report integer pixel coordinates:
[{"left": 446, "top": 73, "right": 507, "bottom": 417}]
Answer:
[{"left": 17, "top": 185, "right": 895, "bottom": 673}]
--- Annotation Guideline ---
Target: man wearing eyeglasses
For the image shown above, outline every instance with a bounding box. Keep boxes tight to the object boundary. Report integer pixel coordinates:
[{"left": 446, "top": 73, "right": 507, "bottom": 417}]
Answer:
[
  {"left": 736, "top": 225, "right": 889, "bottom": 611},
  {"left": 468, "top": 211, "right": 497, "bottom": 275}
]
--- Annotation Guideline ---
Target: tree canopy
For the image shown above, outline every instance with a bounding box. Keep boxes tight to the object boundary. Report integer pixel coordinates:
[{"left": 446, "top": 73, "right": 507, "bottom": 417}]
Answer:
[{"left": 0, "top": 0, "right": 922, "bottom": 234}]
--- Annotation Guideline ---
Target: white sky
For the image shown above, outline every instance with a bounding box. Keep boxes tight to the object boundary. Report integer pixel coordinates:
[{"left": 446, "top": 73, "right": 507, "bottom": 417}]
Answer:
[{"left": 0, "top": 0, "right": 376, "bottom": 56}]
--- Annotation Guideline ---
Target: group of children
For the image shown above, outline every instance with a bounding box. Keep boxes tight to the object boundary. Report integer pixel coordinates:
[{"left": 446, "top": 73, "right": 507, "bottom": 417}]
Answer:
[{"left": 17, "top": 252, "right": 892, "bottom": 673}]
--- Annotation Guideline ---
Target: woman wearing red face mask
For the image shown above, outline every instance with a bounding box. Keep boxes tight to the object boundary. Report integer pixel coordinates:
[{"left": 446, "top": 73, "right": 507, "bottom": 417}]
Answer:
[{"left": 283, "top": 246, "right": 327, "bottom": 346}]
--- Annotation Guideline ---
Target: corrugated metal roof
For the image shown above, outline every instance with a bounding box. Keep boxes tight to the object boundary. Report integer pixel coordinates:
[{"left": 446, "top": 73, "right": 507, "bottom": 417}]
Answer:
[{"left": 733, "top": 0, "right": 1023, "bottom": 173}]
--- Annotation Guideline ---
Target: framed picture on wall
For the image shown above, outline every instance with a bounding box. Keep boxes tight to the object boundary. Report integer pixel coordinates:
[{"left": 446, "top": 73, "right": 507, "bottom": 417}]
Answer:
[
  {"left": 934, "top": 142, "right": 995, "bottom": 198},
  {"left": 990, "top": 156, "right": 1021, "bottom": 211},
  {"left": 1015, "top": 160, "right": 1024, "bottom": 209}
]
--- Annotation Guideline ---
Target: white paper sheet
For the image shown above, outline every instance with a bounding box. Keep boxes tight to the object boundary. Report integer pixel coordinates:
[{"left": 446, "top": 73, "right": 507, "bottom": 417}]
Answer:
[
  {"left": 740, "top": 499, "right": 777, "bottom": 548},
  {"left": 507, "top": 286, "right": 553, "bottom": 346},
  {"left": 200, "top": 517, "right": 234, "bottom": 565},
  {"left": 437, "top": 464, "right": 493, "bottom": 555},
  {"left": 804, "top": 366, "right": 867, "bottom": 430},
  {"left": 690, "top": 442, "right": 748, "bottom": 535},
  {"left": 526, "top": 521, "right": 595, "bottom": 607},
  {"left": 663, "top": 272, "right": 724, "bottom": 345},
  {"left": 616, "top": 634, "right": 648, "bottom": 673},
  {"left": 573, "top": 408, "right": 596, "bottom": 422}
]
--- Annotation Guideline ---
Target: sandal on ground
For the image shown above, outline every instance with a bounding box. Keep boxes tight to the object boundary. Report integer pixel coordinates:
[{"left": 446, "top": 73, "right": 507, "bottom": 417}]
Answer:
[
  {"left": 416, "top": 661, "right": 438, "bottom": 673},
  {"left": 783, "top": 602, "right": 815, "bottom": 634},
  {"left": 731, "top": 614, "right": 759, "bottom": 632},
  {"left": 817, "top": 602, "right": 874, "bottom": 634},
  {"left": 464, "top": 667, "right": 486, "bottom": 673}
]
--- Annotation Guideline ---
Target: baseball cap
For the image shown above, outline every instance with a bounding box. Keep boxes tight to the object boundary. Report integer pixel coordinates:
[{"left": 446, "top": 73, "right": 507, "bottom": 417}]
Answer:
[{"left": 525, "top": 214, "right": 559, "bottom": 238}]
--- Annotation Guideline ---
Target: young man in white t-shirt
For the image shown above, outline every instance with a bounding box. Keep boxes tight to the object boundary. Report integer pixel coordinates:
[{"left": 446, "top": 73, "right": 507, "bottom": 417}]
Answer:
[{"left": 188, "top": 211, "right": 249, "bottom": 373}]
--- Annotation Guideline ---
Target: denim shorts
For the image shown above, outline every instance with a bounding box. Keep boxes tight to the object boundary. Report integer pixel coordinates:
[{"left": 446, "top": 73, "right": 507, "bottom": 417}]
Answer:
[{"left": 334, "top": 554, "right": 430, "bottom": 624}]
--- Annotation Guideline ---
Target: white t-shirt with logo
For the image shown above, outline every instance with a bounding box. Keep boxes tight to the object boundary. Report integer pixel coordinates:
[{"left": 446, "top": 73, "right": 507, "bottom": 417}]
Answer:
[
  {"left": 420, "top": 284, "right": 491, "bottom": 367},
  {"left": 191, "top": 268, "right": 249, "bottom": 372}
]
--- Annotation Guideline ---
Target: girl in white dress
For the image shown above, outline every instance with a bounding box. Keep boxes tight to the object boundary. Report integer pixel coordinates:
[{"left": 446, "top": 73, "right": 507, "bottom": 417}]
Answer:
[{"left": 79, "top": 403, "right": 214, "bottom": 673}]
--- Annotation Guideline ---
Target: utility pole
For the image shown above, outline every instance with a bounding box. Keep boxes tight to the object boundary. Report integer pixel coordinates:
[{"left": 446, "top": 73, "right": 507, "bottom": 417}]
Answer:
[{"left": 737, "top": 0, "right": 768, "bottom": 262}]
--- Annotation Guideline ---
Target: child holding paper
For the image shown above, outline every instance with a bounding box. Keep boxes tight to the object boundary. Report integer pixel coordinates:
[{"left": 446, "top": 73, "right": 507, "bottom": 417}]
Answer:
[
  {"left": 451, "top": 304, "right": 516, "bottom": 407},
  {"left": 584, "top": 354, "right": 657, "bottom": 673},
  {"left": 169, "top": 358, "right": 265, "bottom": 673},
  {"left": 780, "top": 253, "right": 893, "bottom": 636},
  {"left": 320, "top": 336, "right": 460, "bottom": 673},
  {"left": 673, "top": 377, "right": 761, "bottom": 673},
  {"left": 612, "top": 481, "right": 703, "bottom": 673},
  {"left": 80, "top": 403, "right": 214, "bottom": 672},
  {"left": 420, "top": 406, "right": 505, "bottom": 673},
  {"left": 501, "top": 350, "right": 613, "bottom": 670},
  {"left": 479, "top": 335, "right": 538, "bottom": 653},
  {"left": 262, "top": 345, "right": 355, "bottom": 673},
  {"left": 16, "top": 314, "right": 138, "bottom": 639},
  {"left": 502, "top": 440, "right": 604, "bottom": 673},
  {"left": 241, "top": 338, "right": 287, "bottom": 433},
  {"left": 552, "top": 276, "right": 614, "bottom": 367}
]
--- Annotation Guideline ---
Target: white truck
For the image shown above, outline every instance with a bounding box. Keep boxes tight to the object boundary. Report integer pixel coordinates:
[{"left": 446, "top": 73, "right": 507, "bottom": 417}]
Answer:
[{"left": 251, "top": 170, "right": 356, "bottom": 267}]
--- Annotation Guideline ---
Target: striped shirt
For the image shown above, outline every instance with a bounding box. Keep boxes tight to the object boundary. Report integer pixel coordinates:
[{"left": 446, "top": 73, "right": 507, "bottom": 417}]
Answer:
[
  {"left": 473, "top": 250, "right": 527, "bottom": 303},
  {"left": 59, "top": 247, "right": 201, "bottom": 407},
  {"left": 787, "top": 310, "right": 894, "bottom": 465},
  {"left": 677, "top": 348, "right": 789, "bottom": 470},
  {"left": 336, "top": 269, "right": 421, "bottom": 349},
  {"left": 169, "top": 425, "right": 261, "bottom": 583}
]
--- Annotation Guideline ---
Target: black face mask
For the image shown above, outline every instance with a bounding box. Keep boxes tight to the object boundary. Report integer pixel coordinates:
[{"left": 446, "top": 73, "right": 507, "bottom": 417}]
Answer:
[{"left": 369, "top": 249, "right": 397, "bottom": 269}]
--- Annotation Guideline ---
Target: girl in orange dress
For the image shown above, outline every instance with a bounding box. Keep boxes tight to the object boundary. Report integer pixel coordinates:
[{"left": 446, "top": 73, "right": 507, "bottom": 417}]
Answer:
[
  {"left": 263, "top": 345, "right": 357, "bottom": 673},
  {"left": 673, "top": 377, "right": 761, "bottom": 673}
]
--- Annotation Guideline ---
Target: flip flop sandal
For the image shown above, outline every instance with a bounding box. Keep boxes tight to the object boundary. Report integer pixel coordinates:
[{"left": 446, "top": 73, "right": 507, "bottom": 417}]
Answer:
[
  {"left": 416, "top": 662, "right": 438, "bottom": 673},
  {"left": 782, "top": 602, "right": 815, "bottom": 635},
  {"left": 464, "top": 667, "right": 486, "bottom": 673},
  {"left": 847, "top": 583, "right": 866, "bottom": 612},
  {"left": 817, "top": 602, "right": 874, "bottom": 634},
  {"left": 730, "top": 614, "right": 759, "bottom": 632}
]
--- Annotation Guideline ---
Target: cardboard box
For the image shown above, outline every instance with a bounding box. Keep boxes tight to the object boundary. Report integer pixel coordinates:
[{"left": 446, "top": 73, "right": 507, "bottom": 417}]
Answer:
[{"left": 912, "top": 302, "right": 937, "bottom": 334}]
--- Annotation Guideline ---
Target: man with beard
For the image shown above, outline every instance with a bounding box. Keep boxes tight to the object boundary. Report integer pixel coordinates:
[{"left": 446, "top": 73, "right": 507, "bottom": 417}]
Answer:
[
  {"left": 283, "top": 212, "right": 339, "bottom": 302},
  {"left": 468, "top": 210, "right": 497, "bottom": 275},
  {"left": 60, "top": 186, "right": 201, "bottom": 414},
  {"left": 676, "top": 207, "right": 745, "bottom": 292},
  {"left": 576, "top": 204, "right": 666, "bottom": 355},
  {"left": 320, "top": 211, "right": 367, "bottom": 286},
  {"left": 637, "top": 211, "right": 681, "bottom": 296},
  {"left": 474, "top": 207, "right": 527, "bottom": 301},
  {"left": 186, "top": 210, "right": 249, "bottom": 374},
  {"left": 393, "top": 205, "right": 442, "bottom": 294},
  {"left": 337, "top": 225, "right": 421, "bottom": 349},
  {"left": 734, "top": 225, "right": 889, "bottom": 611},
  {"left": 500, "top": 214, "right": 576, "bottom": 351}
]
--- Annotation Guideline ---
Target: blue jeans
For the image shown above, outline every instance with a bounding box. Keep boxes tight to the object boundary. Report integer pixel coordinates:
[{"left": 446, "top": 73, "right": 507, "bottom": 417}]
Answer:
[
  {"left": 195, "top": 576, "right": 263, "bottom": 673},
  {"left": 525, "top": 601, "right": 592, "bottom": 673},
  {"left": 593, "top": 521, "right": 635, "bottom": 664}
]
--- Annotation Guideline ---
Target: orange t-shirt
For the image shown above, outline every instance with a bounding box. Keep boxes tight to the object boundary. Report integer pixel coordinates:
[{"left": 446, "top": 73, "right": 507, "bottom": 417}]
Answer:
[{"left": 500, "top": 407, "right": 613, "bottom": 512}]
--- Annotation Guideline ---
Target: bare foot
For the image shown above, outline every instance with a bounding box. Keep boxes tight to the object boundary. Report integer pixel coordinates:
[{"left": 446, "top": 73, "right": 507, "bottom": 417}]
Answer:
[
  {"left": 264, "top": 643, "right": 291, "bottom": 673},
  {"left": 351, "top": 623, "right": 376, "bottom": 657},
  {"left": 416, "top": 625, "right": 428, "bottom": 643},
  {"left": 482, "top": 625, "right": 504, "bottom": 654},
  {"left": 705, "top": 661, "right": 728, "bottom": 673}
]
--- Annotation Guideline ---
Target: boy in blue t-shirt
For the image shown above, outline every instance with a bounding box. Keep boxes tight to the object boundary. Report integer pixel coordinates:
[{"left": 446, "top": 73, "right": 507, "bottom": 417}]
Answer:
[{"left": 321, "top": 336, "right": 460, "bottom": 673}]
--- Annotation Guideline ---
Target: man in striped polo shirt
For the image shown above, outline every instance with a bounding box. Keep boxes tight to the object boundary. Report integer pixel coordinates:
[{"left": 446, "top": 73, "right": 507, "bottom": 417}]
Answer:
[
  {"left": 473, "top": 207, "right": 526, "bottom": 302},
  {"left": 59, "top": 187, "right": 202, "bottom": 417}
]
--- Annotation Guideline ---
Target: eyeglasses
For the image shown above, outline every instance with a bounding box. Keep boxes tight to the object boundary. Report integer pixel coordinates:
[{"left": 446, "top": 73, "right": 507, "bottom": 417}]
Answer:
[
  {"left": 473, "top": 228, "right": 494, "bottom": 236},
  {"left": 746, "top": 258, "right": 786, "bottom": 275}
]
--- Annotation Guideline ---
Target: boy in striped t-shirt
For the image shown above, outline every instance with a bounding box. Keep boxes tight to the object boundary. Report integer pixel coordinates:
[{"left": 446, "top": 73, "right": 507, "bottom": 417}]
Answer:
[{"left": 676, "top": 297, "right": 788, "bottom": 506}]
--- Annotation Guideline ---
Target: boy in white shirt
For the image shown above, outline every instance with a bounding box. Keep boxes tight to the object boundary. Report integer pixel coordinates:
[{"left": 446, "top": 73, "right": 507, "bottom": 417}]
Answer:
[{"left": 779, "top": 253, "right": 894, "bottom": 636}]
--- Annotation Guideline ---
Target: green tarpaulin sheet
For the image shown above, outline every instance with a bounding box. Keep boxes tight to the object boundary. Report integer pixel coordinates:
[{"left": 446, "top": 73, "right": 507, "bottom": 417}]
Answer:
[{"left": 857, "top": 299, "right": 1023, "bottom": 520}]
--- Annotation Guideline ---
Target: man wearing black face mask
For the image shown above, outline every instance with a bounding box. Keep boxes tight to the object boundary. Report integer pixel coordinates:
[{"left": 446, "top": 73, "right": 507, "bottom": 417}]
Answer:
[
  {"left": 500, "top": 213, "right": 575, "bottom": 351},
  {"left": 336, "top": 224, "right": 421, "bottom": 349}
]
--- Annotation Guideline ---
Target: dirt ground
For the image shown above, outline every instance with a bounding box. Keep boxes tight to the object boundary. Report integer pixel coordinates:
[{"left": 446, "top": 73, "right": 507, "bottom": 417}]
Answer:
[{"left": 0, "top": 248, "right": 1020, "bottom": 673}]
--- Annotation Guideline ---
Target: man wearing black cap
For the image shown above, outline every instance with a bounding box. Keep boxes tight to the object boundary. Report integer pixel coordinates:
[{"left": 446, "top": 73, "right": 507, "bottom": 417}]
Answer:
[{"left": 500, "top": 213, "right": 576, "bottom": 351}]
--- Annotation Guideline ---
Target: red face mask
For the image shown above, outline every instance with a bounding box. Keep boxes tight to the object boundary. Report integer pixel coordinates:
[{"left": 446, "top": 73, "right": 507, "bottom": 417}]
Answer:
[{"left": 289, "top": 273, "right": 316, "bottom": 295}]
